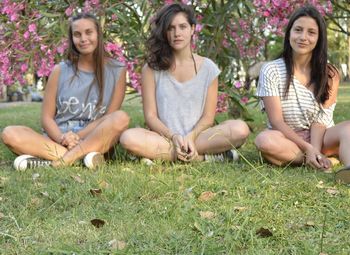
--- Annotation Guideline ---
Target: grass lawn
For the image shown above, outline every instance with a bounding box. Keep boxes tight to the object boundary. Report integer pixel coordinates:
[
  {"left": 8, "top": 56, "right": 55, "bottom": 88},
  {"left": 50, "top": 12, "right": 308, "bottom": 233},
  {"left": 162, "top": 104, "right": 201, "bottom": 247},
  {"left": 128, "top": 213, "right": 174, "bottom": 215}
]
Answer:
[{"left": 0, "top": 85, "right": 350, "bottom": 254}]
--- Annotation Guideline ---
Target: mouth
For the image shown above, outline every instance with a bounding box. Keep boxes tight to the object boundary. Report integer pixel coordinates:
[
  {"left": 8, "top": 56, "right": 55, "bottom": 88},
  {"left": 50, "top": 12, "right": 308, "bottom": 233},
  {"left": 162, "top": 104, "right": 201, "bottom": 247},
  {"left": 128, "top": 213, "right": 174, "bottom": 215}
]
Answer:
[{"left": 297, "top": 43, "right": 308, "bottom": 47}]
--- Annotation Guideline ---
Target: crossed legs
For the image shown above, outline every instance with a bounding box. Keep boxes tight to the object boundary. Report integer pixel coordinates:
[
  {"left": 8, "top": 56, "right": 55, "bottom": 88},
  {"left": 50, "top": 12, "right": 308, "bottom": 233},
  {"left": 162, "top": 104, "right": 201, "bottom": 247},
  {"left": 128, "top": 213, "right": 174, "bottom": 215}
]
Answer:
[
  {"left": 120, "top": 119, "right": 250, "bottom": 161},
  {"left": 254, "top": 121, "right": 350, "bottom": 167},
  {"left": 1, "top": 110, "right": 129, "bottom": 167}
]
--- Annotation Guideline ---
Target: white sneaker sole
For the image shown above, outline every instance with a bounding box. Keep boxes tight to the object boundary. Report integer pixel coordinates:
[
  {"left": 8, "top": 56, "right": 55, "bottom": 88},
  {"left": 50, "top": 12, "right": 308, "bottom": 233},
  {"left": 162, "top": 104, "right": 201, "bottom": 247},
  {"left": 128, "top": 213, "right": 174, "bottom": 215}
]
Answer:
[
  {"left": 13, "top": 155, "right": 33, "bottom": 171},
  {"left": 83, "top": 152, "right": 105, "bottom": 169}
]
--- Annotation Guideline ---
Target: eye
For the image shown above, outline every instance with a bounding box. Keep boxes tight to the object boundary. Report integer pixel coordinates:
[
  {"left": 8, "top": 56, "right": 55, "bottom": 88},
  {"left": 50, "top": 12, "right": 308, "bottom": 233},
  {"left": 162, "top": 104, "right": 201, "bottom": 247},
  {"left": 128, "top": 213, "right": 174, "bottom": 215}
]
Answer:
[
  {"left": 73, "top": 32, "right": 81, "bottom": 37},
  {"left": 180, "top": 24, "right": 187, "bottom": 29}
]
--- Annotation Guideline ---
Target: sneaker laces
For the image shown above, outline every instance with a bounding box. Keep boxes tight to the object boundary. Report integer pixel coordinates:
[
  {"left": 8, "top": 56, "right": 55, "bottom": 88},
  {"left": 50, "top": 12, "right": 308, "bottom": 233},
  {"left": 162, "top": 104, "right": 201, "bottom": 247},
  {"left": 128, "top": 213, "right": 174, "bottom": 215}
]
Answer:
[{"left": 27, "top": 158, "right": 51, "bottom": 169}]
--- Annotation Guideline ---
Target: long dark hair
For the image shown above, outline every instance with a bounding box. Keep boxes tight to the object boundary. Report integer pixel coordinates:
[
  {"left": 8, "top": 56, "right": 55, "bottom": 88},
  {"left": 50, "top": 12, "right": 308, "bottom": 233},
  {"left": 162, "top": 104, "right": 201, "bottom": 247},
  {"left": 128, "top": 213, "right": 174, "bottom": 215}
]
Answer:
[
  {"left": 282, "top": 5, "right": 336, "bottom": 104},
  {"left": 67, "top": 13, "right": 106, "bottom": 107},
  {"left": 146, "top": 3, "right": 196, "bottom": 70}
]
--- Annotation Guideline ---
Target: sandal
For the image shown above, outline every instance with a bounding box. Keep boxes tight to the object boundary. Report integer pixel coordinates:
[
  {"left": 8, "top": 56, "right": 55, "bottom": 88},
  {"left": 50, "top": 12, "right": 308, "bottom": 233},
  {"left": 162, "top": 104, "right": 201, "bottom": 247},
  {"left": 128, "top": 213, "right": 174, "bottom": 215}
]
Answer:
[{"left": 335, "top": 166, "right": 350, "bottom": 184}]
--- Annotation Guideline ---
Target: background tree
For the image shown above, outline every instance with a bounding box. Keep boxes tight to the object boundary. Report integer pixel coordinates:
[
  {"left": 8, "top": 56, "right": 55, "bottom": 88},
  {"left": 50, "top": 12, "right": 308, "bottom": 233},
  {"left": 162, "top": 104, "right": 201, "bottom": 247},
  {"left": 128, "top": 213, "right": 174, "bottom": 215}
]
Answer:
[{"left": 0, "top": 0, "right": 343, "bottom": 120}]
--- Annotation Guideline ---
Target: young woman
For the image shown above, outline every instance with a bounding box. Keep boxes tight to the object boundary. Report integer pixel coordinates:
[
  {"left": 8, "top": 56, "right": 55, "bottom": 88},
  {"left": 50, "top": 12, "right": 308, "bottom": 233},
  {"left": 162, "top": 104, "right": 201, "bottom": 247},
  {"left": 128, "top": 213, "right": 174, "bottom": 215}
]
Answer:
[
  {"left": 254, "top": 5, "right": 350, "bottom": 184},
  {"left": 120, "top": 3, "right": 249, "bottom": 162},
  {"left": 1, "top": 13, "right": 129, "bottom": 170}
]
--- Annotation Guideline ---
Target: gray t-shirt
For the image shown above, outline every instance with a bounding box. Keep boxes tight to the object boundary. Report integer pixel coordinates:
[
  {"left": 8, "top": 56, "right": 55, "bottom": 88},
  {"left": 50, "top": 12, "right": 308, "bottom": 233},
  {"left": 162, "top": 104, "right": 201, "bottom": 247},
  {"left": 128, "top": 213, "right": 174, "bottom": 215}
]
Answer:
[
  {"left": 155, "top": 57, "right": 220, "bottom": 136},
  {"left": 55, "top": 59, "right": 124, "bottom": 129}
]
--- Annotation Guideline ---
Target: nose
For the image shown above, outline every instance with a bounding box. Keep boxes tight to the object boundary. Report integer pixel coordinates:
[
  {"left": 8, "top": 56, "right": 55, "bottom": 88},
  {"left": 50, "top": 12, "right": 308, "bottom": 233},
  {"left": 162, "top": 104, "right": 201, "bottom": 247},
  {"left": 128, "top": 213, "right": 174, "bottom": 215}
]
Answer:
[
  {"left": 174, "top": 27, "right": 180, "bottom": 37},
  {"left": 300, "top": 31, "right": 307, "bottom": 41},
  {"left": 80, "top": 34, "right": 87, "bottom": 42}
]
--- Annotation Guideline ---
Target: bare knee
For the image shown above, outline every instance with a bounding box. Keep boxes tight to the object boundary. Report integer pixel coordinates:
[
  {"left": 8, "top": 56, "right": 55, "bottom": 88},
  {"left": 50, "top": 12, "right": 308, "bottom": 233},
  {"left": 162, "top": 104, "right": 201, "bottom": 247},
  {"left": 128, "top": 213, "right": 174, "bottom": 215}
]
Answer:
[
  {"left": 109, "top": 110, "right": 130, "bottom": 133},
  {"left": 1, "top": 126, "right": 22, "bottom": 147},
  {"left": 119, "top": 128, "right": 143, "bottom": 152},
  {"left": 226, "top": 119, "right": 250, "bottom": 144},
  {"left": 255, "top": 131, "right": 277, "bottom": 153}
]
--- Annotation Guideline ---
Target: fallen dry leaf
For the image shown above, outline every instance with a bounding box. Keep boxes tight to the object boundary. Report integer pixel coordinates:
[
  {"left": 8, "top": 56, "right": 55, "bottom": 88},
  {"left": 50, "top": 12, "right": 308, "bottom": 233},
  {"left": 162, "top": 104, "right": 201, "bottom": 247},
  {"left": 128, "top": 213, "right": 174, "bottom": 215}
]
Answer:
[
  {"left": 40, "top": 191, "right": 49, "bottom": 197},
  {"left": 217, "top": 190, "right": 228, "bottom": 196},
  {"left": 0, "top": 212, "right": 4, "bottom": 219},
  {"left": 32, "top": 173, "right": 40, "bottom": 181},
  {"left": 30, "top": 197, "right": 41, "bottom": 206},
  {"left": 316, "top": 181, "right": 324, "bottom": 189},
  {"left": 109, "top": 239, "right": 127, "bottom": 250},
  {"left": 90, "top": 218, "right": 105, "bottom": 228},
  {"left": 305, "top": 221, "right": 315, "bottom": 227},
  {"left": 99, "top": 180, "right": 110, "bottom": 189},
  {"left": 90, "top": 188, "right": 102, "bottom": 196},
  {"left": 233, "top": 206, "right": 247, "bottom": 212},
  {"left": 326, "top": 188, "right": 339, "bottom": 196},
  {"left": 199, "top": 211, "right": 216, "bottom": 219},
  {"left": 71, "top": 175, "right": 85, "bottom": 184},
  {"left": 256, "top": 227, "right": 273, "bottom": 238},
  {"left": 198, "top": 191, "right": 216, "bottom": 202}
]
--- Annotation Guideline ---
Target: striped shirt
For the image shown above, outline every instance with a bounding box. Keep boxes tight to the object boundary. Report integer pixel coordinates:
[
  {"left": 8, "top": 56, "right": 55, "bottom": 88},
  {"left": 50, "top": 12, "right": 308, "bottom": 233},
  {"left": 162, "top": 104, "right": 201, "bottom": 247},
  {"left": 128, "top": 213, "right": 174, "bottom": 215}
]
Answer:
[{"left": 257, "top": 58, "right": 335, "bottom": 130}]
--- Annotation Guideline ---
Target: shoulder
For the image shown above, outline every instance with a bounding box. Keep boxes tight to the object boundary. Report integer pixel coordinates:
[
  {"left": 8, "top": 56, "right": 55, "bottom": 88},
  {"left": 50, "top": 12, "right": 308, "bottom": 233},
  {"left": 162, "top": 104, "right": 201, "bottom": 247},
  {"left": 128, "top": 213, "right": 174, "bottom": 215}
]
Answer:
[
  {"left": 260, "top": 58, "right": 285, "bottom": 80},
  {"left": 49, "top": 63, "right": 62, "bottom": 77}
]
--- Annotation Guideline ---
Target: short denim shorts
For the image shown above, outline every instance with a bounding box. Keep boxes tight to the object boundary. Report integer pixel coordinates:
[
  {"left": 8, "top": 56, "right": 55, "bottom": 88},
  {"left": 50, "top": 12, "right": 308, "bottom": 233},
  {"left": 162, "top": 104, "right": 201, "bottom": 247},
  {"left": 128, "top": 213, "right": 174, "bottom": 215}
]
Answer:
[
  {"left": 58, "top": 120, "right": 90, "bottom": 133},
  {"left": 43, "top": 119, "right": 90, "bottom": 136}
]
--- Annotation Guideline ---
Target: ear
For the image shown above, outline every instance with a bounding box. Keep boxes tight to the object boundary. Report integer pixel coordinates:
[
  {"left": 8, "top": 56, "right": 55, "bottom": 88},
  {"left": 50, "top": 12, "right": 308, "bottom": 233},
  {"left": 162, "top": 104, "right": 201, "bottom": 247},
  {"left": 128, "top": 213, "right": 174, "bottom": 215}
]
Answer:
[{"left": 191, "top": 24, "right": 195, "bottom": 36}]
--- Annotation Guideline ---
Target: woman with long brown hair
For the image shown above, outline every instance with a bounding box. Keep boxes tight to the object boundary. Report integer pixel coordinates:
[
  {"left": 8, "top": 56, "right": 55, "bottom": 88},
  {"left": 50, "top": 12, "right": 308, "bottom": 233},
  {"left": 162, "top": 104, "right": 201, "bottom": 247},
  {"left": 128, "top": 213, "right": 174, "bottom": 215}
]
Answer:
[
  {"left": 1, "top": 13, "right": 129, "bottom": 170},
  {"left": 255, "top": 5, "right": 350, "bottom": 184},
  {"left": 120, "top": 3, "right": 249, "bottom": 162}
]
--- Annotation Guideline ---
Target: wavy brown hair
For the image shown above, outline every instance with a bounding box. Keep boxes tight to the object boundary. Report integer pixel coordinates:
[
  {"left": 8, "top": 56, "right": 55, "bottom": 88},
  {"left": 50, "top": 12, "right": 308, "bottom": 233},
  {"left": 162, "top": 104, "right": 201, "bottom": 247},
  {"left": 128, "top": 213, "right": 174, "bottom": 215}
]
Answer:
[
  {"left": 146, "top": 3, "right": 196, "bottom": 71},
  {"left": 282, "top": 5, "right": 338, "bottom": 104},
  {"left": 67, "top": 13, "right": 106, "bottom": 107}
]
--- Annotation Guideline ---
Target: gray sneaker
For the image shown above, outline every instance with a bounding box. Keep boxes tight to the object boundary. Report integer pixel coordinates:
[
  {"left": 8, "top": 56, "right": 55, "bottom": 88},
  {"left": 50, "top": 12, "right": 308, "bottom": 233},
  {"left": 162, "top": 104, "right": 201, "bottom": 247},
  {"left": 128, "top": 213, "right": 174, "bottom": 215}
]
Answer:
[{"left": 204, "top": 149, "right": 239, "bottom": 162}]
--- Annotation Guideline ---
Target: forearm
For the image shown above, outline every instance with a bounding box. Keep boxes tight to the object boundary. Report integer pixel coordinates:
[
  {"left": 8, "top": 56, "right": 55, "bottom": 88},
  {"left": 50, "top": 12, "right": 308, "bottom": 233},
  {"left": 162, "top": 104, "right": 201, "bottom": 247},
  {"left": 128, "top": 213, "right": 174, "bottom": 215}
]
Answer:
[
  {"left": 42, "top": 118, "right": 64, "bottom": 143},
  {"left": 146, "top": 115, "right": 176, "bottom": 139},
  {"left": 310, "top": 123, "right": 326, "bottom": 151},
  {"left": 187, "top": 115, "right": 214, "bottom": 140}
]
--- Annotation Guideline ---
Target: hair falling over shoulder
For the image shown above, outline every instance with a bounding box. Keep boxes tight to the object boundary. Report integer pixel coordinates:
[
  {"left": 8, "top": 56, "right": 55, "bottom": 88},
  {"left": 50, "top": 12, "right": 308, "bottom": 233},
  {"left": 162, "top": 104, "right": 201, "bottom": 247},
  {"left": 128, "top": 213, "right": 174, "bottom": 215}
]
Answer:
[{"left": 146, "top": 3, "right": 196, "bottom": 71}]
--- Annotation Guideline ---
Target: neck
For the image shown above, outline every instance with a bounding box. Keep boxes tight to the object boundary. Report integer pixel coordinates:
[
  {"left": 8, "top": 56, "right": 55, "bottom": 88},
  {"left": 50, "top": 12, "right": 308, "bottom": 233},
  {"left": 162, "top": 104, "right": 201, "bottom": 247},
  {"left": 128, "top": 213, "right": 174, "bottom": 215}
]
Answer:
[
  {"left": 292, "top": 53, "right": 312, "bottom": 73},
  {"left": 78, "top": 54, "right": 95, "bottom": 71},
  {"left": 173, "top": 47, "right": 193, "bottom": 63}
]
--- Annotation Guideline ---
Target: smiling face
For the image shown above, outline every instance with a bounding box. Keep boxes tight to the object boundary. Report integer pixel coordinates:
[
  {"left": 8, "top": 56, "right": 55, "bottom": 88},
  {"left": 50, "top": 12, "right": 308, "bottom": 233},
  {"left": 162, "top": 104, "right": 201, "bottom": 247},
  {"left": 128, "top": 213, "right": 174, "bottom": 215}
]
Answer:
[
  {"left": 289, "top": 16, "right": 319, "bottom": 57},
  {"left": 71, "top": 18, "right": 98, "bottom": 56},
  {"left": 166, "top": 12, "right": 194, "bottom": 52}
]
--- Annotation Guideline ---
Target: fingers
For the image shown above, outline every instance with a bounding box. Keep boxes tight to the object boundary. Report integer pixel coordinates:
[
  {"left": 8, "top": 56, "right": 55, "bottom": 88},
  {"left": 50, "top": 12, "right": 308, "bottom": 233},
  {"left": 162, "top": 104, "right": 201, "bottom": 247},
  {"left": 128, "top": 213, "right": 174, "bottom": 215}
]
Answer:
[{"left": 60, "top": 131, "right": 81, "bottom": 150}]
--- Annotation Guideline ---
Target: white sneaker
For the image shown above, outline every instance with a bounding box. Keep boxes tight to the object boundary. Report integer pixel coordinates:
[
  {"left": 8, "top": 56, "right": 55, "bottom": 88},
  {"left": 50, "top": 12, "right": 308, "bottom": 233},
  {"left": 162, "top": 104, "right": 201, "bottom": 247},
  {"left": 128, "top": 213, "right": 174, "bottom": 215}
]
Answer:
[
  {"left": 13, "top": 154, "right": 51, "bottom": 171},
  {"left": 204, "top": 149, "right": 239, "bottom": 162},
  {"left": 83, "top": 152, "right": 105, "bottom": 169},
  {"left": 140, "top": 158, "right": 154, "bottom": 166}
]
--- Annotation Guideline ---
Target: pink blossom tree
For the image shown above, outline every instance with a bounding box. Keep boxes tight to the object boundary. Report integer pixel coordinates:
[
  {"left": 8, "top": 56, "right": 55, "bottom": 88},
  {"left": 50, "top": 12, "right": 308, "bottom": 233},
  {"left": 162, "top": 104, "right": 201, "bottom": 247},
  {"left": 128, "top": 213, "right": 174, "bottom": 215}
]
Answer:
[{"left": 0, "top": 0, "right": 332, "bottom": 119}]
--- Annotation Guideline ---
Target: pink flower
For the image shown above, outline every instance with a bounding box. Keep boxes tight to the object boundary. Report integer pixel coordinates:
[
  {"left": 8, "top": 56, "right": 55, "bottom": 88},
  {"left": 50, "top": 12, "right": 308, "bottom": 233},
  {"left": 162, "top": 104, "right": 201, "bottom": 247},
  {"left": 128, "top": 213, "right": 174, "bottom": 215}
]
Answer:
[
  {"left": 111, "top": 14, "right": 118, "bottom": 21},
  {"left": 234, "top": 81, "right": 242, "bottom": 89},
  {"left": 23, "top": 31, "right": 30, "bottom": 39},
  {"left": 65, "top": 6, "right": 74, "bottom": 17},
  {"left": 20, "top": 63, "right": 28, "bottom": 72},
  {"left": 28, "top": 23, "right": 36, "bottom": 33},
  {"left": 240, "top": 96, "right": 249, "bottom": 104}
]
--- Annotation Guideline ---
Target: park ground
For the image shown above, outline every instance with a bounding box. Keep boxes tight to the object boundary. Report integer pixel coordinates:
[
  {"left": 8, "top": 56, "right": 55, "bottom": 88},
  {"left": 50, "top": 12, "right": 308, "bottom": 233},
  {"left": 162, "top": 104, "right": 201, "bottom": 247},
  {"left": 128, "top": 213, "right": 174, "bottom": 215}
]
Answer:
[{"left": 0, "top": 84, "right": 350, "bottom": 254}]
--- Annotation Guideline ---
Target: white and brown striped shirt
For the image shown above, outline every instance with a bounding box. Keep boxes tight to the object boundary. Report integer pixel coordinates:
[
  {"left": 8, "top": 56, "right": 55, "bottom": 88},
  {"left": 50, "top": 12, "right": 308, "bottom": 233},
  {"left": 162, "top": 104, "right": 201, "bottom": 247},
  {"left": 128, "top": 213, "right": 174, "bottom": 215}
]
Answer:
[{"left": 257, "top": 58, "right": 335, "bottom": 130}]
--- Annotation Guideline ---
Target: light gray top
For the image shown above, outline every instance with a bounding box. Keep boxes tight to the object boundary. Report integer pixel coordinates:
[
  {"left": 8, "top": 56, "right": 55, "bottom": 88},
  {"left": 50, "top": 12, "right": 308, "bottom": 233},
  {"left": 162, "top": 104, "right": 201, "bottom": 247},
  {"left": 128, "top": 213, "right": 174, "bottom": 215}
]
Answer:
[
  {"left": 55, "top": 59, "right": 124, "bottom": 128},
  {"left": 257, "top": 58, "right": 335, "bottom": 130},
  {"left": 155, "top": 57, "right": 221, "bottom": 136}
]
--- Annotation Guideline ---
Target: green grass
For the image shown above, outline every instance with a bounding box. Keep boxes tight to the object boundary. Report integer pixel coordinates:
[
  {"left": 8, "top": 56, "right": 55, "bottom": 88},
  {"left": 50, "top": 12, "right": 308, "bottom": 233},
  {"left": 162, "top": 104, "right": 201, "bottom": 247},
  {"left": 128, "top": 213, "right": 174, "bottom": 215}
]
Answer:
[{"left": 1, "top": 86, "right": 350, "bottom": 254}]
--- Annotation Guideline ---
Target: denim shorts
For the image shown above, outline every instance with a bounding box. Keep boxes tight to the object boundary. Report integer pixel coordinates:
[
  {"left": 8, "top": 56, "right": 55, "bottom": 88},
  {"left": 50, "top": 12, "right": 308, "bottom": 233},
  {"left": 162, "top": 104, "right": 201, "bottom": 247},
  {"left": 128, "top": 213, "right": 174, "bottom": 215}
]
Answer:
[
  {"left": 43, "top": 120, "right": 89, "bottom": 136},
  {"left": 58, "top": 120, "right": 89, "bottom": 133}
]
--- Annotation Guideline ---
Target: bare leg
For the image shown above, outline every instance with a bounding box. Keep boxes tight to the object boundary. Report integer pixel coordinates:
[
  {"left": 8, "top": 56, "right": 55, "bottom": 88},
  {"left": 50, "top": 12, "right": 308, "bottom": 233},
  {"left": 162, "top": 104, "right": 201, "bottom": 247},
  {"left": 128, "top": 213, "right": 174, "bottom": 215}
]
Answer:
[
  {"left": 255, "top": 129, "right": 304, "bottom": 166},
  {"left": 195, "top": 119, "right": 250, "bottom": 155},
  {"left": 120, "top": 119, "right": 250, "bottom": 161},
  {"left": 57, "top": 111, "right": 129, "bottom": 165},
  {"left": 119, "top": 128, "right": 175, "bottom": 161},
  {"left": 1, "top": 126, "right": 67, "bottom": 160},
  {"left": 322, "top": 121, "right": 350, "bottom": 166}
]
